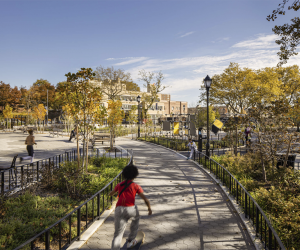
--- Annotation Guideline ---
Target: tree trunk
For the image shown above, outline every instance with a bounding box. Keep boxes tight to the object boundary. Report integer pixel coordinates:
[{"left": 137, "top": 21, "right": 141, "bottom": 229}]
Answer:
[
  {"left": 110, "top": 127, "right": 113, "bottom": 149},
  {"left": 86, "top": 126, "right": 89, "bottom": 172},
  {"left": 76, "top": 125, "right": 80, "bottom": 170},
  {"left": 283, "top": 136, "right": 292, "bottom": 168},
  {"left": 260, "top": 153, "right": 267, "bottom": 182}
]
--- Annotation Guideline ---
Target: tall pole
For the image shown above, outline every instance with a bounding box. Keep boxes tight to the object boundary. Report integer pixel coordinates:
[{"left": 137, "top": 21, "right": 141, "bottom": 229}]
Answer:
[
  {"left": 206, "top": 88, "right": 210, "bottom": 157},
  {"left": 138, "top": 101, "right": 140, "bottom": 138},
  {"left": 46, "top": 89, "right": 48, "bottom": 126},
  {"left": 235, "top": 115, "right": 238, "bottom": 156}
]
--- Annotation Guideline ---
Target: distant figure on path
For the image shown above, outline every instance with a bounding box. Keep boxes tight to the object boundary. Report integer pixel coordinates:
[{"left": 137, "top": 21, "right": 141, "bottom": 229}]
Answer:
[
  {"left": 20, "top": 129, "right": 37, "bottom": 164},
  {"left": 244, "top": 126, "right": 251, "bottom": 145},
  {"left": 109, "top": 164, "right": 152, "bottom": 250},
  {"left": 69, "top": 126, "right": 77, "bottom": 141},
  {"left": 187, "top": 138, "right": 197, "bottom": 160}
]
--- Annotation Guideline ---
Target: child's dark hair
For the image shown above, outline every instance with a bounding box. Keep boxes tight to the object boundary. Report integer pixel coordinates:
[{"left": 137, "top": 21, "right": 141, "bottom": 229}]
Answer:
[{"left": 122, "top": 165, "right": 139, "bottom": 180}]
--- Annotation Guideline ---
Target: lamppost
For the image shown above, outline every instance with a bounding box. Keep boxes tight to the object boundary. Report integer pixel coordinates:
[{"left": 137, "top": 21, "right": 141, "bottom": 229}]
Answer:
[
  {"left": 234, "top": 113, "right": 238, "bottom": 156},
  {"left": 46, "top": 89, "right": 48, "bottom": 125},
  {"left": 294, "top": 100, "right": 299, "bottom": 132},
  {"left": 137, "top": 95, "right": 141, "bottom": 138},
  {"left": 204, "top": 75, "right": 212, "bottom": 157}
]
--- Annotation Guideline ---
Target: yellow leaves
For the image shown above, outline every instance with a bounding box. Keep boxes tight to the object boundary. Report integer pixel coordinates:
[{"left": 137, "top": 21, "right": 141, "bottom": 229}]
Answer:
[
  {"left": 107, "top": 100, "right": 123, "bottom": 127},
  {"left": 208, "top": 63, "right": 300, "bottom": 112},
  {"left": 3, "top": 104, "right": 13, "bottom": 119},
  {"left": 32, "top": 104, "right": 47, "bottom": 121}
]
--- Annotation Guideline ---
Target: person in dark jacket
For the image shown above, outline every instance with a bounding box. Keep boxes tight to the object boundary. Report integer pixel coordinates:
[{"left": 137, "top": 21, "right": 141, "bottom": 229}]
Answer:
[{"left": 69, "top": 126, "right": 77, "bottom": 141}]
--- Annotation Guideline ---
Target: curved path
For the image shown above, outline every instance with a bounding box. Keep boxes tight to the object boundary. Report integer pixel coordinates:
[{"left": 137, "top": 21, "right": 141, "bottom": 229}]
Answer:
[{"left": 80, "top": 138, "right": 255, "bottom": 250}]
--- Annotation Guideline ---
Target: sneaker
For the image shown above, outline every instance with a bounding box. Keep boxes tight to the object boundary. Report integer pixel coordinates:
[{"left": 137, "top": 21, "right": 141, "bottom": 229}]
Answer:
[{"left": 127, "top": 239, "right": 138, "bottom": 248}]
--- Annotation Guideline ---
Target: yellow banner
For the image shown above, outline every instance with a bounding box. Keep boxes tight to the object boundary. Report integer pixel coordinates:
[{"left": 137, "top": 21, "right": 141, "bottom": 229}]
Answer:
[
  {"left": 213, "top": 119, "right": 223, "bottom": 129},
  {"left": 174, "top": 122, "right": 179, "bottom": 135}
]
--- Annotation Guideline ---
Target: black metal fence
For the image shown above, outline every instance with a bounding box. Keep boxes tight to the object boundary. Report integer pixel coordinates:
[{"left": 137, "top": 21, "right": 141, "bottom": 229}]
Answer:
[
  {"left": 1, "top": 147, "right": 128, "bottom": 195},
  {"left": 13, "top": 149, "right": 133, "bottom": 250},
  {"left": 138, "top": 135, "right": 287, "bottom": 250}
]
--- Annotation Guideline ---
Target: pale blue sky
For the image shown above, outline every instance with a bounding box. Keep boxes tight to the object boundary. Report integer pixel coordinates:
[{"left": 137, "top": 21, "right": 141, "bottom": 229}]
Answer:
[{"left": 1, "top": 0, "right": 299, "bottom": 105}]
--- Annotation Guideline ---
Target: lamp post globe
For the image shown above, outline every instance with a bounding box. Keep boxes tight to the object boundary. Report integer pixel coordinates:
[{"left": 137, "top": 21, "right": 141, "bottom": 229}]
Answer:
[
  {"left": 137, "top": 95, "right": 141, "bottom": 138},
  {"left": 204, "top": 75, "right": 212, "bottom": 157}
]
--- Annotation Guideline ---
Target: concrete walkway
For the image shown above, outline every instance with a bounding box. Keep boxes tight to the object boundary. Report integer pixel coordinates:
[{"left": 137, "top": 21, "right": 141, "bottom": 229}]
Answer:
[{"left": 80, "top": 138, "right": 255, "bottom": 250}]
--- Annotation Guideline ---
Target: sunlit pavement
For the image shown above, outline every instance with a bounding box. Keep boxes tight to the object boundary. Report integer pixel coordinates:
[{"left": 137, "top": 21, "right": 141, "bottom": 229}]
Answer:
[
  {"left": 0, "top": 132, "right": 78, "bottom": 167},
  {"left": 80, "top": 138, "right": 255, "bottom": 250}
]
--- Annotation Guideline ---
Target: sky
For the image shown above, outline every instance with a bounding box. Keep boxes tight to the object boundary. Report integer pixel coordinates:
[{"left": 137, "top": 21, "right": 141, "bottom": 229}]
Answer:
[{"left": 1, "top": 0, "right": 300, "bottom": 106}]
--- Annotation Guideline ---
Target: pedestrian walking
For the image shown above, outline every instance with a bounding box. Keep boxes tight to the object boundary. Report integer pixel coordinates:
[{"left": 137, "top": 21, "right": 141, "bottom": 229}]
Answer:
[
  {"left": 109, "top": 164, "right": 152, "bottom": 250},
  {"left": 244, "top": 126, "right": 251, "bottom": 145},
  {"left": 20, "top": 129, "right": 37, "bottom": 164},
  {"left": 69, "top": 126, "right": 77, "bottom": 141},
  {"left": 187, "top": 138, "right": 197, "bottom": 160}
]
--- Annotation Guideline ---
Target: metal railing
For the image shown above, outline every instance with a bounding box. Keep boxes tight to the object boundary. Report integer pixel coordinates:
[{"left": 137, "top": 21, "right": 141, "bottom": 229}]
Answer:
[
  {"left": 138, "top": 135, "right": 287, "bottom": 250},
  {"left": 13, "top": 149, "right": 133, "bottom": 250},
  {"left": 1, "top": 147, "right": 127, "bottom": 195}
]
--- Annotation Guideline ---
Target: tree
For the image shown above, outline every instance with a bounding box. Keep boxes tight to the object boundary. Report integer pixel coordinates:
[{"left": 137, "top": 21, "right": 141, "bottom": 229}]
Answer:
[
  {"left": 242, "top": 100, "right": 296, "bottom": 182},
  {"left": 0, "top": 82, "right": 21, "bottom": 111},
  {"left": 19, "top": 86, "right": 28, "bottom": 107},
  {"left": 61, "top": 104, "right": 75, "bottom": 133},
  {"left": 193, "top": 106, "right": 219, "bottom": 129},
  {"left": 22, "top": 87, "right": 38, "bottom": 124},
  {"left": 94, "top": 66, "right": 131, "bottom": 101},
  {"left": 30, "top": 79, "right": 56, "bottom": 109},
  {"left": 3, "top": 104, "right": 13, "bottom": 129},
  {"left": 32, "top": 104, "right": 47, "bottom": 131},
  {"left": 267, "top": 0, "right": 300, "bottom": 65},
  {"left": 200, "top": 63, "right": 258, "bottom": 114},
  {"left": 289, "top": 98, "right": 300, "bottom": 131},
  {"left": 107, "top": 100, "right": 123, "bottom": 148},
  {"left": 276, "top": 65, "right": 300, "bottom": 104},
  {"left": 11, "top": 87, "right": 22, "bottom": 106},
  {"left": 138, "top": 70, "right": 166, "bottom": 119},
  {"left": 55, "top": 81, "right": 70, "bottom": 109},
  {"left": 254, "top": 67, "right": 283, "bottom": 105},
  {"left": 201, "top": 63, "right": 300, "bottom": 113},
  {"left": 63, "top": 68, "right": 103, "bottom": 171},
  {"left": 127, "top": 105, "right": 138, "bottom": 126}
]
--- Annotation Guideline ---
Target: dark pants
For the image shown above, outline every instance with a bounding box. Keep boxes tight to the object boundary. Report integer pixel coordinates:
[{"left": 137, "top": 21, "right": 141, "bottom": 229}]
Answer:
[
  {"left": 27, "top": 145, "right": 34, "bottom": 157},
  {"left": 69, "top": 130, "right": 76, "bottom": 141}
]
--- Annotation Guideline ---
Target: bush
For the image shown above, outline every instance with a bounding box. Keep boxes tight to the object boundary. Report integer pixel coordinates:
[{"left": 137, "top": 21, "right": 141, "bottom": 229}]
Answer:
[{"left": 252, "top": 185, "right": 300, "bottom": 250}]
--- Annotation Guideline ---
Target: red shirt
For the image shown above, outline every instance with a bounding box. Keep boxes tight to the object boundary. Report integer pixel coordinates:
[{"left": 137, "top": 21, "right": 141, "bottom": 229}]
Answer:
[{"left": 114, "top": 180, "right": 143, "bottom": 207}]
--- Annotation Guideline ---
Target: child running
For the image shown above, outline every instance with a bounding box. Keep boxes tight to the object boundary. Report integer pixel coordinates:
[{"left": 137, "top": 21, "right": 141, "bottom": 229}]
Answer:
[
  {"left": 109, "top": 164, "right": 152, "bottom": 250},
  {"left": 20, "top": 129, "right": 37, "bottom": 164}
]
